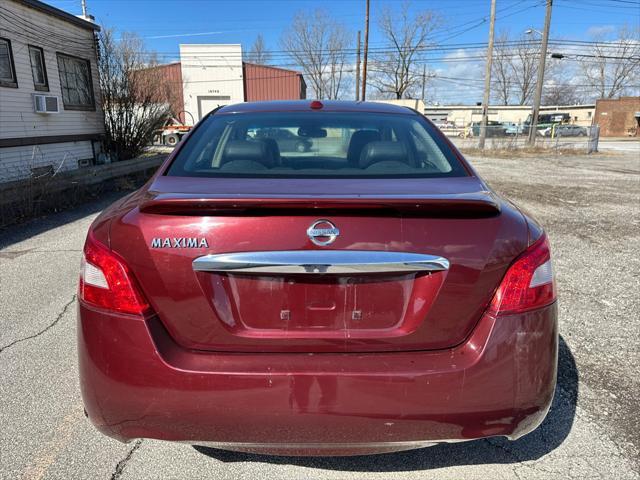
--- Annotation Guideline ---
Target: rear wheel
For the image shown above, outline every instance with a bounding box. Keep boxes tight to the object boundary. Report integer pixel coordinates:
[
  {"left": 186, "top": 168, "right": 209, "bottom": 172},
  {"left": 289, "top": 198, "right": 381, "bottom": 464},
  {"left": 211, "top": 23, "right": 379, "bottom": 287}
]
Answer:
[{"left": 165, "top": 134, "right": 180, "bottom": 146}]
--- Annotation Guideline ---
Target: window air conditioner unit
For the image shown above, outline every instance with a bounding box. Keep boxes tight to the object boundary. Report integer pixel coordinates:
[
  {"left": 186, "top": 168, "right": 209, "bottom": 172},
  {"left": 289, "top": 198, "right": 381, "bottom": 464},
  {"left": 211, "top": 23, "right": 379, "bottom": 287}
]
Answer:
[{"left": 33, "top": 94, "right": 60, "bottom": 114}]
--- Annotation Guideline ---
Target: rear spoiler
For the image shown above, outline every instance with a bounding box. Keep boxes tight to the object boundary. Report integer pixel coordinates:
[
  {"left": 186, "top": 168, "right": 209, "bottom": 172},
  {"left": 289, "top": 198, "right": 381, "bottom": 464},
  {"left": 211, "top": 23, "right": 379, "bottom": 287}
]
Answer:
[{"left": 139, "top": 193, "right": 501, "bottom": 217}]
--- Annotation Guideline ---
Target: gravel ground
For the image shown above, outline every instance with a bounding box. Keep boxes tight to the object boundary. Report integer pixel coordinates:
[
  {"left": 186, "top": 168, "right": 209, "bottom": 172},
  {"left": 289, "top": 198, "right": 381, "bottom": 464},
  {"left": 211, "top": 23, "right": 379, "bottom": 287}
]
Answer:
[{"left": 1, "top": 152, "right": 638, "bottom": 479}]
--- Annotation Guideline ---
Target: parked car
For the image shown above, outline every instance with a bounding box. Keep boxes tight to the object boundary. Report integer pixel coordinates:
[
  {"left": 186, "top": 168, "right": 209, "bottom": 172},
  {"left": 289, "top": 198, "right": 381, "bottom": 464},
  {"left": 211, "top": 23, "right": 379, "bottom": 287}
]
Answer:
[
  {"left": 78, "top": 100, "right": 557, "bottom": 456},
  {"left": 524, "top": 113, "right": 572, "bottom": 136},
  {"left": 503, "top": 122, "right": 525, "bottom": 135},
  {"left": 255, "top": 128, "right": 313, "bottom": 152},
  {"left": 471, "top": 121, "right": 507, "bottom": 137},
  {"left": 540, "top": 124, "right": 588, "bottom": 137}
]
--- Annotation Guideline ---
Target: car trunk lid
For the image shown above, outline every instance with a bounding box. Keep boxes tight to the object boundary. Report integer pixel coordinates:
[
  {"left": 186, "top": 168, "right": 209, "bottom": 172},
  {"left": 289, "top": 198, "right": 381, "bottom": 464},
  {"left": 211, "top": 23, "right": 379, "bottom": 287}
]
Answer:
[{"left": 109, "top": 176, "right": 528, "bottom": 353}]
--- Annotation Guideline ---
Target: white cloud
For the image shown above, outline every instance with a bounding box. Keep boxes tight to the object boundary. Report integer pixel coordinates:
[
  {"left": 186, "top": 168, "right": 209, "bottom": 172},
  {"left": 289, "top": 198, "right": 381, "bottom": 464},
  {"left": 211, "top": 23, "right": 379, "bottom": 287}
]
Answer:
[
  {"left": 586, "top": 25, "right": 616, "bottom": 38},
  {"left": 430, "top": 49, "right": 485, "bottom": 104}
]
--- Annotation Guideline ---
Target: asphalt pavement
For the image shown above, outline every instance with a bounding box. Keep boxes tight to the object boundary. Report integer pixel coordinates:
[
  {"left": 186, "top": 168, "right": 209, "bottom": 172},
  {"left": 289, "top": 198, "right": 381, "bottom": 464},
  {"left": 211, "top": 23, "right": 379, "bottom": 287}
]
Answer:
[
  {"left": 1, "top": 152, "right": 638, "bottom": 479},
  {"left": 597, "top": 139, "right": 640, "bottom": 153}
]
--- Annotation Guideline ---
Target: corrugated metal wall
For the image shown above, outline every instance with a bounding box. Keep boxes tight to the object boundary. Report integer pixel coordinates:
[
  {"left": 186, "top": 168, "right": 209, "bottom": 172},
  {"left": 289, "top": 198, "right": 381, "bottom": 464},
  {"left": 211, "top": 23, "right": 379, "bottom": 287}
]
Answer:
[
  {"left": 243, "top": 63, "right": 306, "bottom": 101},
  {"left": 160, "top": 63, "right": 185, "bottom": 124},
  {"left": 142, "top": 63, "right": 185, "bottom": 124}
]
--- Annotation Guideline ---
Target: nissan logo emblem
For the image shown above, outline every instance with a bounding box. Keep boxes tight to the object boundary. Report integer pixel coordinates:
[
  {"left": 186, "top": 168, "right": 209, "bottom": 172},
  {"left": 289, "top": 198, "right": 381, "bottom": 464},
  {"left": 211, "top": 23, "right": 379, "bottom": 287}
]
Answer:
[{"left": 307, "top": 219, "right": 340, "bottom": 246}]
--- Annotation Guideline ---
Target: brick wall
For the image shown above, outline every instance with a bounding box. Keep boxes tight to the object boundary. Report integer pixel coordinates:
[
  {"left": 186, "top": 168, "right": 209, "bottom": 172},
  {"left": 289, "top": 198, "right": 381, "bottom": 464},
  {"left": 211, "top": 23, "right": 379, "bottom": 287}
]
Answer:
[{"left": 594, "top": 97, "right": 640, "bottom": 137}]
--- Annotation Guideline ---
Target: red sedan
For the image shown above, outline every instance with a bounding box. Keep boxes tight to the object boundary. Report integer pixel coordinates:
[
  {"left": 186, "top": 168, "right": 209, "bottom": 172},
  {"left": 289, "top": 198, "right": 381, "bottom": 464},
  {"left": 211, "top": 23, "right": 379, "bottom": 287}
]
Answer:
[{"left": 78, "top": 101, "right": 557, "bottom": 456}]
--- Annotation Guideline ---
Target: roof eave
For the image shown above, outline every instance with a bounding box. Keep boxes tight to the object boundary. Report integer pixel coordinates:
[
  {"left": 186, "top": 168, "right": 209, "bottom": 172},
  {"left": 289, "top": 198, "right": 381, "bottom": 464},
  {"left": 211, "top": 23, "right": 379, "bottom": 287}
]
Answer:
[{"left": 18, "top": 0, "right": 100, "bottom": 31}]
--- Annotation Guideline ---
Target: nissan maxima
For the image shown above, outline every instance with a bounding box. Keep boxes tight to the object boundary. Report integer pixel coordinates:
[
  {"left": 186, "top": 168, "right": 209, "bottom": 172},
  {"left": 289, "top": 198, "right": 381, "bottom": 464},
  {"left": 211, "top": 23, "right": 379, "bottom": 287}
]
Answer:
[{"left": 78, "top": 100, "right": 557, "bottom": 456}]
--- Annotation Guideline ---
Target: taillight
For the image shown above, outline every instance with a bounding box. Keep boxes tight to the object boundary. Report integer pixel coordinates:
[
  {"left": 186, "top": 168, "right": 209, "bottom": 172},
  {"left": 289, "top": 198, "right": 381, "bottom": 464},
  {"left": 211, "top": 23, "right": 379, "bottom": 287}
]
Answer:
[
  {"left": 487, "top": 234, "right": 556, "bottom": 315},
  {"left": 79, "top": 231, "right": 150, "bottom": 315}
]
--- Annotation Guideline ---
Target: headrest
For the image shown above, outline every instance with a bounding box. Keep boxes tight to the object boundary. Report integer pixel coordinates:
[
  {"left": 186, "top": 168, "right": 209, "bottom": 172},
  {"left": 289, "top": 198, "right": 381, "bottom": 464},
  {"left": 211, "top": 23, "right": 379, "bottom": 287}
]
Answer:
[
  {"left": 359, "top": 141, "right": 409, "bottom": 169},
  {"left": 221, "top": 140, "right": 275, "bottom": 168},
  {"left": 258, "top": 137, "right": 281, "bottom": 165},
  {"left": 347, "top": 130, "right": 381, "bottom": 166}
]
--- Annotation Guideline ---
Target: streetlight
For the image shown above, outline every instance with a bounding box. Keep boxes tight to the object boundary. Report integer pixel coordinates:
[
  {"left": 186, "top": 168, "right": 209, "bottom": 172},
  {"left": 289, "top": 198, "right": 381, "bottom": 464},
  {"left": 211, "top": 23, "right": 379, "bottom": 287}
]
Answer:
[{"left": 525, "top": 28, "right": 543, "bottom": 37}]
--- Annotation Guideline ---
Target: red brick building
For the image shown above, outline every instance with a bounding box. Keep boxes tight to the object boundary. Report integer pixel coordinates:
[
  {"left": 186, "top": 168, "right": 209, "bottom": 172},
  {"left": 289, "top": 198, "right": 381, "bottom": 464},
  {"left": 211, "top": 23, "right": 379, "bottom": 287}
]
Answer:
[{"left": 594, "top": 97, "right": 640, "bottom": 137}]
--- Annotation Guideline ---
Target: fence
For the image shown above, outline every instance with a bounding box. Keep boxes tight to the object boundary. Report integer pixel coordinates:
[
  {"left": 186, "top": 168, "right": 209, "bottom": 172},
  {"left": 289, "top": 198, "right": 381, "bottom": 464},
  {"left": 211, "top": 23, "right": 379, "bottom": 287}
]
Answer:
[
  {"left": 0, "top": 154, "right": 166, "bottom": 228},
  {"left": 442, "top": 124, "right": 600, "bottom": 153}
]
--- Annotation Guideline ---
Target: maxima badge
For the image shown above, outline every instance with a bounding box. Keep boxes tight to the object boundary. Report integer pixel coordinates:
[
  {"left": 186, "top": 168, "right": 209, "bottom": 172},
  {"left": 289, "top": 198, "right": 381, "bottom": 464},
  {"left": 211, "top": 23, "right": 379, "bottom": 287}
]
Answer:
[{"left": 150, "top": 237, "right": 209, "bottom": 248}]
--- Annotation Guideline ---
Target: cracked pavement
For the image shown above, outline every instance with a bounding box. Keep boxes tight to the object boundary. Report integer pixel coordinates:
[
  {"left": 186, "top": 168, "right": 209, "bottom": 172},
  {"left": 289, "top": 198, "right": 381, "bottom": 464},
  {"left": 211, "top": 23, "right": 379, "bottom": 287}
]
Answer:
[{"left": 1, "top": 154, "right": 638, "bottom": 479}]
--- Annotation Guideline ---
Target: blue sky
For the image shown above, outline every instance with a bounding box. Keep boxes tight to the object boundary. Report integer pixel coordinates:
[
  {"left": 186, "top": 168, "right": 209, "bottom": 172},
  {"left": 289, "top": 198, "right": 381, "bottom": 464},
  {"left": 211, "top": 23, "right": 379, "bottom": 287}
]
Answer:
[{"left": 48, "top": 0, "right": 640, "bottom": 103}]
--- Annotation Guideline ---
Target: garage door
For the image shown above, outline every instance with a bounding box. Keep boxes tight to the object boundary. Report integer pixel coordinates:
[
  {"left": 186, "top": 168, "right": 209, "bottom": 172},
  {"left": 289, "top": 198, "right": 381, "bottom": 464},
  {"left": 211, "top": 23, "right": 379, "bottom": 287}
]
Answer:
[{"left": 198, "top": 96, "right": 232, "bottom": 120}]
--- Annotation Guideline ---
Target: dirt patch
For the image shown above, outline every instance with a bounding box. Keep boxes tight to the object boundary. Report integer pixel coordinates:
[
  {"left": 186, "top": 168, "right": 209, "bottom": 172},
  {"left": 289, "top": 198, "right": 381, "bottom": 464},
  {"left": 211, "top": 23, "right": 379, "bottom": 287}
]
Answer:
[{"left": 460, "top": 146, "right": 589, "bottom": 158}]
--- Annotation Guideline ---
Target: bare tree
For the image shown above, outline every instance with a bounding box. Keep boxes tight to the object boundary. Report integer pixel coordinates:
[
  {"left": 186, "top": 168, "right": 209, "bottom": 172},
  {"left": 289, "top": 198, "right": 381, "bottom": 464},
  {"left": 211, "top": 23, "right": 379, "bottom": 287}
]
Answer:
[
  {"left": 508, "top": 35, "right": 540, "bottom": 105},
  {"left": 371, "top": 2, "right": 442, "bottom": 99},
  {"left": 245, "top": 34, "right": 271, "bottom": 64},
  {"left": 98, "top": 29, "right": 171, "bottom": 160},
  {"left": 280, "top": 10, "right": 350, "bottom": 99},
  {"left": 491, "top": 32, "right": 561, "bottom": 105},
  {"left": 542, "top": 82, "right": 582, "bottom": 105},
  {"left": 325, "top": 24, "right": 350, "bottom": 100},
  {"left": 580, "top": 24, "right": 640, "bottom": 100},
  {"left": 491, "top": 32, "right": 513, "bottom": 104},
  {"left": 541, "top": 55, "right": 583, "bottom": 105}
]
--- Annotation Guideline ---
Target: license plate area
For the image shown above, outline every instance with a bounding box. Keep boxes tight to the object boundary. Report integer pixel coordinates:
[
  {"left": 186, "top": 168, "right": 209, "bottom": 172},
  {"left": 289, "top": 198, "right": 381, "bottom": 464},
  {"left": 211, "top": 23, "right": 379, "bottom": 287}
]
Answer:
[{"left": 202, "top": 272, "right": 446, "bottom": 339}]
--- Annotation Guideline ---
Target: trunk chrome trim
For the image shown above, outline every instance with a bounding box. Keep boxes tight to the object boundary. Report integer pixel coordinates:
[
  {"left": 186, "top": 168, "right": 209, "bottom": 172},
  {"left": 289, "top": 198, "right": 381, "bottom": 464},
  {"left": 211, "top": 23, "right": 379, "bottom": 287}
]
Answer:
[{"left": 192, "top": 250, "right": 450, "bottom": 275}]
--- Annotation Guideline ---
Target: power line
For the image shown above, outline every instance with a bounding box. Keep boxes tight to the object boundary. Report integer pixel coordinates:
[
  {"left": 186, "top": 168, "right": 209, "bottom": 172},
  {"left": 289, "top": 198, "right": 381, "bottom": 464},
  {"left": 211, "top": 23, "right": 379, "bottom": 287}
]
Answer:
[{"left": 2, "top": 4, "right": 635, "bottom": 60}]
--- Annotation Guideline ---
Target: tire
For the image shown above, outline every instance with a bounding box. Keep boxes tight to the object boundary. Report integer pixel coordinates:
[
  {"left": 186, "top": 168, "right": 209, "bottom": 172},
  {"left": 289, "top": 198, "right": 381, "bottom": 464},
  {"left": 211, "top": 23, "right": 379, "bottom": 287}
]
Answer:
[
  {"left": 295, "top": 141, "right": 307, "bottom": 153},
  {"left": 165, "top": 134, "right": 179, "bottom": 146}
]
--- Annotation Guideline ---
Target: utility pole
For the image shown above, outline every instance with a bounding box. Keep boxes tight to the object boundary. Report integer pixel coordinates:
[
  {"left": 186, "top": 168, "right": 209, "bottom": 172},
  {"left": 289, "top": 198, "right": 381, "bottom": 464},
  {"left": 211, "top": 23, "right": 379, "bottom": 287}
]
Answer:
[
  {"left": 421, "top": 64, "right": 427, "bottom": 103},
  {"left": 361, "top": 0, "right": 370, "bottom": 101},
  {"left": 528, "top": 0, "right": 553, "bottom": 145},
  {"left": 355, "top": 30, "right": 361, "bottom": 101},
  {"left": 479, "top": 0, "right": 497, "bottom": 149},
  {"left": 81, "top": 0, "right": 87, "bottom": 17}
]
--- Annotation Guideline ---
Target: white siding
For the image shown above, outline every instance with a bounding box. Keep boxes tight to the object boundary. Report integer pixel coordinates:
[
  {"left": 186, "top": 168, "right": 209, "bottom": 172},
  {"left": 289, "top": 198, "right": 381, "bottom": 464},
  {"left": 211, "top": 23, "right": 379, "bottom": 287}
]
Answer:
[
  {"left": 0, "top": 141, "right": 94, "bottom": 182},
  {"left": 0, "top": 0, "right": 104, "bottom": 182},
  {"left": 180, "top": 44, "right": 244, "bottom": 121}
]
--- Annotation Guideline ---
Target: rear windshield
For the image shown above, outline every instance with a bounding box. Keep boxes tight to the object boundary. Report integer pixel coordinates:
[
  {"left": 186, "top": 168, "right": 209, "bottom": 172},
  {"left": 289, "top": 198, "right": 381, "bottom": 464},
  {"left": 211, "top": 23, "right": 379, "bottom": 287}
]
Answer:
[{"left": 166, "top": 111, "right": 467, "bottom": 178}]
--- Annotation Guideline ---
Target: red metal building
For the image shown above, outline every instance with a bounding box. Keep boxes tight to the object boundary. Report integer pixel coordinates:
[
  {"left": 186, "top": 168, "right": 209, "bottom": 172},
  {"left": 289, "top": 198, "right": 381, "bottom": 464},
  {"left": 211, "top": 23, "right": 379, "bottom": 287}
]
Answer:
[
  {"left": 243, "top": 63, "right": 306, "bottom": 102},
  {"left": 140, "top": 62, "right": 305, "bottom": 126},
  {"left": 136, "top": 62, "right": 186, "bottom": 124}
]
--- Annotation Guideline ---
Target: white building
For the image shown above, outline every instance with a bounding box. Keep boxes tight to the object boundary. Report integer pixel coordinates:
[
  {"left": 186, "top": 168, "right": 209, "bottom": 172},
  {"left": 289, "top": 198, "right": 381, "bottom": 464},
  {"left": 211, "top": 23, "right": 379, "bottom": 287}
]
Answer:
[
  {"left": 372, "top": 99, "right": 426, "bottom": 113},
  {"left": 424, "top": 104, "right": 595, "bottom": 127},
  {"left": 180, "top": 44, "right": 244, "bottom": 121},
  {"left": 0, "top": 0, "right": 104, "bottom": 184}
]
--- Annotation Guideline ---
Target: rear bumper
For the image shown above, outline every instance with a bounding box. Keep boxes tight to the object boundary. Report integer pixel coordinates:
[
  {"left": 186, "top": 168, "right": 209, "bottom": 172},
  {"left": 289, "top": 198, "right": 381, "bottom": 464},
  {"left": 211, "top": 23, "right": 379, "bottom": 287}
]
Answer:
[{"left": 78, "top": 303, "right": 557, "bottom": 455}]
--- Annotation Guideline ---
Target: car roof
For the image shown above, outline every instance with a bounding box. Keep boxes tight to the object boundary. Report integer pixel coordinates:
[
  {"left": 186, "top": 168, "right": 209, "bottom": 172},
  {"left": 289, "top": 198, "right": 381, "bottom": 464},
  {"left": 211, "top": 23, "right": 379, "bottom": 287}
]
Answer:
[{"left": 216, "top": 100, "right": 419, "bottom": 115}]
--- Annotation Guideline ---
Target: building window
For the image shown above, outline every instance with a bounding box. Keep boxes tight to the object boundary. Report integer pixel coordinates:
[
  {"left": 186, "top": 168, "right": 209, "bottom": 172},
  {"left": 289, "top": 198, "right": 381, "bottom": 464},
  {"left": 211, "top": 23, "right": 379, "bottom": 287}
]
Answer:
[
  {"left": 0, "top": 38, "right": 18, "bottom": 88},
  {"left": 29, "top": 46, "right": 49, "bottom": 91},
  {"left": 56, "top": 53, "right": 95, "bottom": 110}
]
